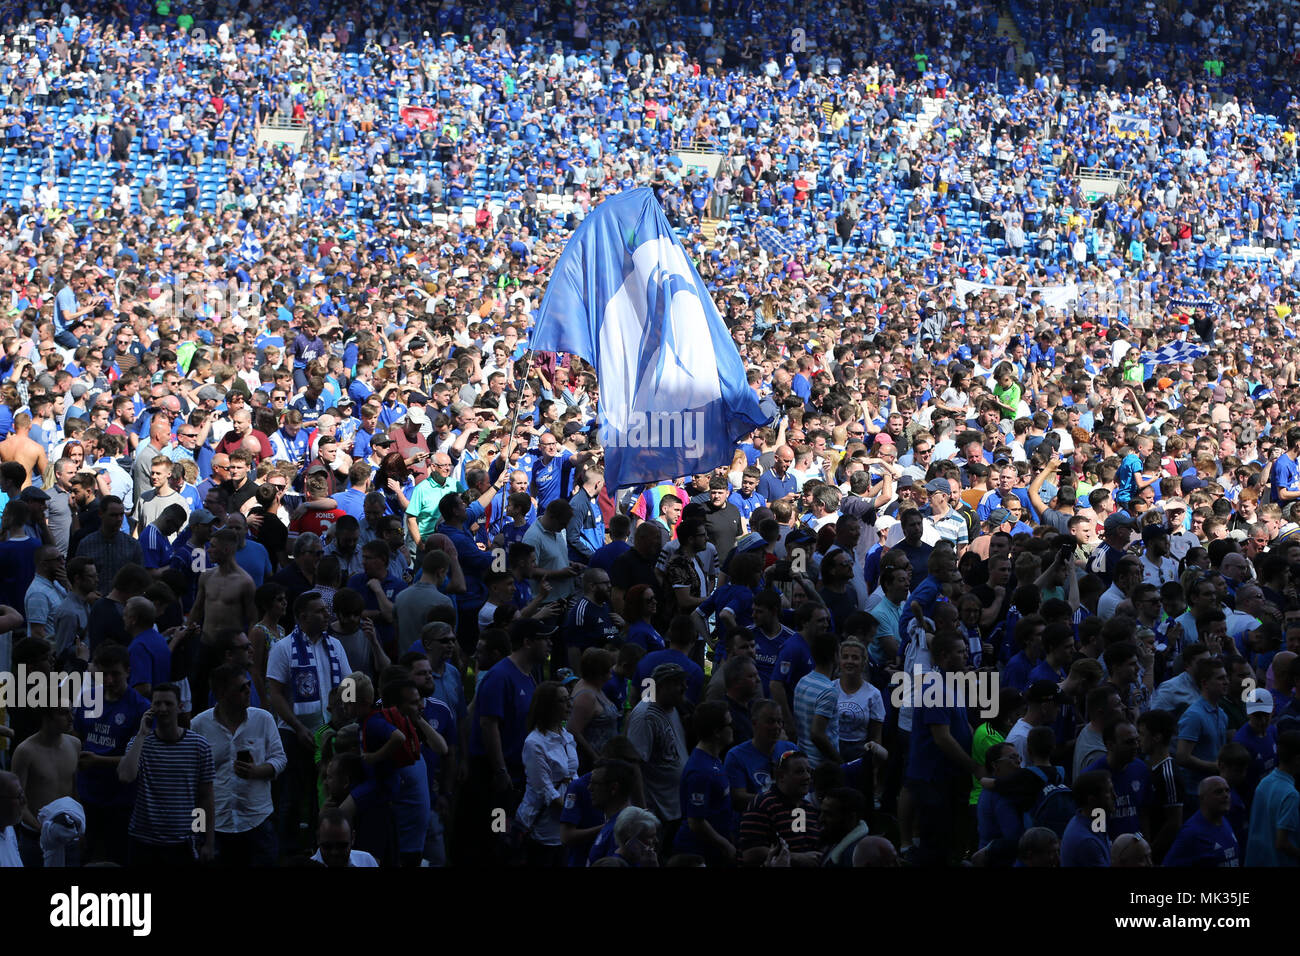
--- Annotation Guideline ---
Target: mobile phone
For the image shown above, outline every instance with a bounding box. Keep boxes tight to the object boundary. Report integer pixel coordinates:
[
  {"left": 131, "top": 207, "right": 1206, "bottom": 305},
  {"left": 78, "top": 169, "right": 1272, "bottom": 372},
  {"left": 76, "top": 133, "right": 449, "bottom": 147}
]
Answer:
[{"left": 236, "top": 749, "right": 253, "bottom": 764}]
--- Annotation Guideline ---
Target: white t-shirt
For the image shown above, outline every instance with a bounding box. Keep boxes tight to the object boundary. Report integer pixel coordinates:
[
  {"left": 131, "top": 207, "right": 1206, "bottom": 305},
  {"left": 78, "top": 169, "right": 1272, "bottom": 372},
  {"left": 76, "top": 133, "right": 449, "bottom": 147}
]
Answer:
[
  {"left": 266, "top": 634, "right": 352, "bottom": 732},
  {"left": 836, "top": 681, "right": 886, "bottom": 746},
  {"left": 1004, "top": 718, "right": 1032, "bottom": 763}
]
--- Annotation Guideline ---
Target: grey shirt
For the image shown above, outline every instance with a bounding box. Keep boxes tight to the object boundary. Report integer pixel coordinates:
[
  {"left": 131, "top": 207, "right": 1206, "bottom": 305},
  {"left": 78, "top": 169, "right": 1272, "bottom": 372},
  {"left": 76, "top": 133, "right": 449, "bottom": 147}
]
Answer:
[
  {"left": 1073, "top": 724, "right": 1107, "bottom": 782},
  {"left": 131, "top": 440, "right": 165, "bottom": 503},
  {"left": 393, "top": 579, "right": 454, "bottom": 653},
  {"left": 626, "top": 699, "right": 688, "bottom": 823},
  {"left": 133, "top": 488, "right": 189, "bottom": 533},
  {"left": 47, "top": 488, "right": 73, "bottom": 555}
]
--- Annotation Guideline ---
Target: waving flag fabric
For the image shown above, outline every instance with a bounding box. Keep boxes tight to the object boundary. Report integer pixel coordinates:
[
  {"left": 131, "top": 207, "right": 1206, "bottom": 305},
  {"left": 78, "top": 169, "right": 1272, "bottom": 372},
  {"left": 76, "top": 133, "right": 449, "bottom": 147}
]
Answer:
[
  {"left": 1143, "top": 342, "right": 1209, "bottom": 364},
  {"left": 530, "top": 189, "right": 766, "bottom": 489}
]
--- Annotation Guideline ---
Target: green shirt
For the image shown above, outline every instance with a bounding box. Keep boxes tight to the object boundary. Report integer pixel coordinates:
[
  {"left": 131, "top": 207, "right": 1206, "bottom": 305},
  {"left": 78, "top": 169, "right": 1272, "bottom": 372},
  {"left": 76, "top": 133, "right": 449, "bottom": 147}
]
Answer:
[
  {"left": 405, "top": 475, "right": 464, "bottom": 539},
  {"left": 970, "top": 722, "right": 1005, "bottom": 805},
  {"left": 993, "top": 381, "right": 1022, "bottom": 420}
]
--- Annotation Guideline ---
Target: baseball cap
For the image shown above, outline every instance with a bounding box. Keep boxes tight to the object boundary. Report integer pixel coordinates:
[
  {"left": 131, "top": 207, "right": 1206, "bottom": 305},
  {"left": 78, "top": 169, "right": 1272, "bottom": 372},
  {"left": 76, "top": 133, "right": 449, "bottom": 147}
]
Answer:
[
  {"left": 336, "top": 395, "right": 354, "bottom": 407},
  {"left": 1246, "top": 689, "right": 1274, "bottom": 716},
  {"left": 371, "top": 433, "right": 394, "bottom": 447},
  {"left": 189, "top": 508, "right": 218, "bottom": 526},
  {"left": 925, "top": 478, "right": 950, "bottom": 495},
  {"left": 197, "top": 385, "right": 224, "bottom": 402},
  {"left": 651, "top": 662, "right": 688, "bottom": 685},
  {"left": 1181, "top": 474, "right": 1208, "bottom": 493},
  {"left": 405, "top": 406, "right": 429, "bottom": 427},
  {"left": 19, "top": 487, "right": 49, "bottom": 502},
  {"left": 989, "top": 507, "right": 1013, "bottom": 525},
  {"left": 1104, "top": 512, "right": 1135, "bottom": 532},
  {"left": 897, "top": 475, "right": 916, "bottom": 489},
  {"left": 1162, "top": 498, "right": 1188, "bottom": 513},
  {"left": 1141, "top": 523, "right": 1169, "bottom": 542},
  {"left": 1026, "top": 680, "right": 1063, "bottom": 704},
  {"left": 872, "top": 432, "right": 895, "bottom": 446}
]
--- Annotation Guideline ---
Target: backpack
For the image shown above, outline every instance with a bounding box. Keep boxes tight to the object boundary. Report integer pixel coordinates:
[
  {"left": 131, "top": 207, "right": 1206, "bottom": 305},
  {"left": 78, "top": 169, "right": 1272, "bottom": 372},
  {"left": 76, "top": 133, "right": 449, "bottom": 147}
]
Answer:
[{"left": 1029, "top": 766, "right": 1074, "bottom": 837}]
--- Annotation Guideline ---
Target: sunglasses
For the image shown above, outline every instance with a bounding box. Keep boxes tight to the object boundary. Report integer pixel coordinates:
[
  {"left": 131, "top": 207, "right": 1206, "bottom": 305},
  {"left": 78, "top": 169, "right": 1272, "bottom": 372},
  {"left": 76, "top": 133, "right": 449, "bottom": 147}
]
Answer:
[{"left": 776, "top": 749, "right": 807, "bottom": 769}]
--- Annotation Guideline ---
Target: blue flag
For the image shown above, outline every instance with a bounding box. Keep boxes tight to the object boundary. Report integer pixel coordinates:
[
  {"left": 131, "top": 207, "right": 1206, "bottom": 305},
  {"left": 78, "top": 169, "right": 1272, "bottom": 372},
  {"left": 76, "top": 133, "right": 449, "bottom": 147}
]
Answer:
[
  {"left": 530, "top": 189, "right": 766, "bottom": 489},
  {"left": 757, "top": 224, "right": 797, "bottom": 259}
]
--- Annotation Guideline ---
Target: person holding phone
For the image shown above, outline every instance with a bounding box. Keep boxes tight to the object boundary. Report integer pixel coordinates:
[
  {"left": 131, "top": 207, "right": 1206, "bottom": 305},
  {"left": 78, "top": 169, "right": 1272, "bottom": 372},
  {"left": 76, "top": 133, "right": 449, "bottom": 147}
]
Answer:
[
  {"left": 117, "top": 683, "right": 217, "bottom": 866},
  {"left": 191, "top": 662, "right": 287, "bottom": 866}
]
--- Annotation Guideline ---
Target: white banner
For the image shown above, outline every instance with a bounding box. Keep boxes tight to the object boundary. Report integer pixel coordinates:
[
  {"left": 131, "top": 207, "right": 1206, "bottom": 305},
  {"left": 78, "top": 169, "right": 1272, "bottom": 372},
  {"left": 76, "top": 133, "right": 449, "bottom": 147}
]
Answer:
[
  {"left": 952, "top": 278, "right": 1079, "bottom": 311},
  {"left": 1107, "top": 113, "right": 1151, "bottom": 138}
]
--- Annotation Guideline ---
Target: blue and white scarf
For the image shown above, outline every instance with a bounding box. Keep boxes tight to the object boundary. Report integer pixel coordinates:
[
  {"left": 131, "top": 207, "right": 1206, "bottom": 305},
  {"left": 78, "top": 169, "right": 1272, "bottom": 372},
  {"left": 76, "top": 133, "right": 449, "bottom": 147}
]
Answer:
[{"left": 288, "top": 627, "right": 342, "bottom": 706}]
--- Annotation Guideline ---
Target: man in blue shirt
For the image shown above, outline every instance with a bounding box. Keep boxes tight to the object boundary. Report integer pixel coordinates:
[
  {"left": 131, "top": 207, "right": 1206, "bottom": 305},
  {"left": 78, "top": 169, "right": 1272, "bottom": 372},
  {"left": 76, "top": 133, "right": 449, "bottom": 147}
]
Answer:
[
  {"left": 462, "top": 618, "right": 552, "bottom": 863},
  {"left": 1176, "top": 658, "right": 1230, "bottom": 812},
  {"left": 634, "top": 617, "right": 706, "bottom": 706},
  {"left": 345, "top": 540, "right": 408, "bottom": 655},
  {"left": 1162, "top": 776, "right": 1241, "bottom": 866},
  {"left": 1270, "top": 426, "right": 1300, "bottom": 505},
  {"left": 673, "top": 700, "right": 736, "bottom": 865},
  {"left": 756, "top": 445, "right": 798, "bottom": 502},
  {"left": 125, "top": 596, "right": 171, "bottom": 698},
  {"left": 74, "top": 643, "right": 150, "bottom": 865},
  {"left": 906, "top": 632, "right": 982, "bottom": 866},
  {"left": 1245, "top": 731, "right": 1300, "bottom": 866},
  {"left": 529, "top": 431, "right": 573, "bottom": 510},
  {"left": 770, "top": 602, "right": 829, "bottom": 729},
  {"left": 1084, "top": 721, "right": 1149, "bottom": 838},
  {"left": 1060, "top": 770, "right": 1115, "bottom": 866}
]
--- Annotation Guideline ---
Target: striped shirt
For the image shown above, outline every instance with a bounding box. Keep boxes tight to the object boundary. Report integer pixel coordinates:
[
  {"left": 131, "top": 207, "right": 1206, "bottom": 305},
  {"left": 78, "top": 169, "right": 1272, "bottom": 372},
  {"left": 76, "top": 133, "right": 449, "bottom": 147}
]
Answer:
[
  {"left": 127, "top": 730, "right": 215, "bottom": 846},
  {"left": 739, "top": 788, "right": 822, "bottom": 855},
  {"left": 925, "top": 510, "right": 969, "bottom": 549},
  {"left": 792, "top": 671, "right": 839, "bottom": 769}
]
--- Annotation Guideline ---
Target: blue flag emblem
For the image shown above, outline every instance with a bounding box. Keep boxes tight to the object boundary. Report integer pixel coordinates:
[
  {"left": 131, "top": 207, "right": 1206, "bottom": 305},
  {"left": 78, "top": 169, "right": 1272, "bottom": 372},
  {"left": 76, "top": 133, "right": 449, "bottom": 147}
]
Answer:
[{"left": 530, "top": 189, "right": 766, "bottom": 489}]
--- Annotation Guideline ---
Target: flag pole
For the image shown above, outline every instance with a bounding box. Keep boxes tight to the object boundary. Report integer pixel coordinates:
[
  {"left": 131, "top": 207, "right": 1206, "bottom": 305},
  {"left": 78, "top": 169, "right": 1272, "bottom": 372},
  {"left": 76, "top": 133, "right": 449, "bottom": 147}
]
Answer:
[{"left": 507, "top": 347, "right": 535, "bottom": 445}]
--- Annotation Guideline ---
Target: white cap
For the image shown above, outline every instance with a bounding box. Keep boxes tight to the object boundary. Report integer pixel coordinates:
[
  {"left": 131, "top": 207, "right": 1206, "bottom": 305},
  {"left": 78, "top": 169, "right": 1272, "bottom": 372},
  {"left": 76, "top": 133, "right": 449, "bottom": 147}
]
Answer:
[{"left": 1246, "top": 689, "right": 1274, "bottom": 716}]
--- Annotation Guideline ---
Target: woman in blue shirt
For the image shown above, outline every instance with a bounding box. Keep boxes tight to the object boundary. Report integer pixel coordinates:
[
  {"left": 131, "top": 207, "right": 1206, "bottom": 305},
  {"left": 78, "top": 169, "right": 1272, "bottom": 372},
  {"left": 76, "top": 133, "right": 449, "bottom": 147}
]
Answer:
[{"left": 623, "top": 585, "right": 665, "bottom": 652}]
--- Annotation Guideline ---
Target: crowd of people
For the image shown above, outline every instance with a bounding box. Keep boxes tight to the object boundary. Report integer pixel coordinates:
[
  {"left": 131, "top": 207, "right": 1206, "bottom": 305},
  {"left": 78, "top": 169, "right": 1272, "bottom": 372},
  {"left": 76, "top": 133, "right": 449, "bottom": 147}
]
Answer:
[{"left": 3, "top": 0, "right": 1300, "bottom": 869}]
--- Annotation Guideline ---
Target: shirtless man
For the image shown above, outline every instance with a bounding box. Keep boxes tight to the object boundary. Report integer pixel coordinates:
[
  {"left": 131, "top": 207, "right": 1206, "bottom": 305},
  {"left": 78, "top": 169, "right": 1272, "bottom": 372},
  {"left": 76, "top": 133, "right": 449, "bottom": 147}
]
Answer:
[
  {"left": 10, "top": 706, "right": 81, "bottom": 867},
  {"left": 186, "top": 526, "right": 256, "bottom": 707},
  {"left": 0, "top": 413, "right": 48, "bottom": 489}
]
